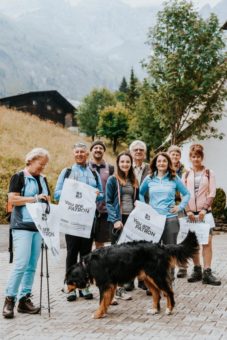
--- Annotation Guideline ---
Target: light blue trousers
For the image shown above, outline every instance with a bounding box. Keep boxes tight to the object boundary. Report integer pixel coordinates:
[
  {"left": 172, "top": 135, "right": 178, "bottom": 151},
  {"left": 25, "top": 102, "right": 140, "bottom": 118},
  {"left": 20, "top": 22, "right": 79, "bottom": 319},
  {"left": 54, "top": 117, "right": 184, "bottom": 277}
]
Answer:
[{"left": 5, "top": 229, "right": 42, "bottom": 300}]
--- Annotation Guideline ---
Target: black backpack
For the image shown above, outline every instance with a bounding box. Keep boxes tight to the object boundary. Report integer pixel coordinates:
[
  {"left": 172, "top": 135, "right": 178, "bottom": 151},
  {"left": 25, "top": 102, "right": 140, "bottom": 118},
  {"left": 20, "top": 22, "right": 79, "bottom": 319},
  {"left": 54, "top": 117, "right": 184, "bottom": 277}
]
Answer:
[{"left": 63, "top": 167, "right": 99, "bottom": 187}]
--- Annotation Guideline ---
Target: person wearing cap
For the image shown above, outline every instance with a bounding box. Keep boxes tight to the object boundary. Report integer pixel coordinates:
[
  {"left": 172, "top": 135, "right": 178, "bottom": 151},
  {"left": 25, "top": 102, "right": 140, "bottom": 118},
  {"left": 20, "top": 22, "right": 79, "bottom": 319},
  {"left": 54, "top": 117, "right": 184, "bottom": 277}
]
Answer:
[
  {"left": 168, "top": 145, "right": 187, "bottom": 279},
  {"left": 128, "top": 140, "right": 150, "bottom": 293},
  {"left": 89, "top": 140, "right": 114, "bottom": 249},
  {"left": 54, "top": 142, "right": 103, "bottom": 302}
]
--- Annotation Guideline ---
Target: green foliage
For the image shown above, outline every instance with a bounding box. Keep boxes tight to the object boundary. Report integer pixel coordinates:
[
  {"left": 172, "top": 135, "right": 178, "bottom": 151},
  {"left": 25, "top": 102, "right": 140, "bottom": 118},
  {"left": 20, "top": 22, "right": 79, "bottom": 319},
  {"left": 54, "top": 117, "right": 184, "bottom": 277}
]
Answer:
[
  {"left": 212, "top": 188, "right": 226, "bottom": 218},
  {"left": 119, "top": 77, "right": 128, "bottom": 94},
  {"left": 77, "top": 88, "right": 116, "bottom": 139},
  {"left": 0, "top": 156, "right": 23, "bottom": 223},
  {"left": 98, "top": 104, "right": 129, "bottom": 152},
  {"left": 126, "top": 68, "right": 140, "bottom": 109},
  {"left": 144, "top": 0, "right": 227, "bottom": 148},
  {"left": 128, "top": 80, "right": 168, "bottom": 157}
]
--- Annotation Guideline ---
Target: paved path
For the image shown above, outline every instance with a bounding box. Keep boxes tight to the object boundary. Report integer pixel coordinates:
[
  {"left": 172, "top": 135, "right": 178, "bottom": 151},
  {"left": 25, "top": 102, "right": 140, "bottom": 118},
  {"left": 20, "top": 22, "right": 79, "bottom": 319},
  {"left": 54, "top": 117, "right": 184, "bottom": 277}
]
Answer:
[{"left": 0, "top": 226, "right": 227, "bottom": 340}]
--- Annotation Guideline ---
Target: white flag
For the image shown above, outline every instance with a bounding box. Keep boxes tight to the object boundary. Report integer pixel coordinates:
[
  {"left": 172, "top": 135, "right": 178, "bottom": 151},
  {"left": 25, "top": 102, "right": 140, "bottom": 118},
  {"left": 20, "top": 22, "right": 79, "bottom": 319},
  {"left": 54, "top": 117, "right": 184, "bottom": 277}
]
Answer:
[
  {"left": 26, "top": 203, "right": 60, "bottom": 260},
  {"left": 55, "top": 179, "right": 97, "bottom": 238},
  {"left": 118, "top": 201, "right": 166, "bottom": 244}
]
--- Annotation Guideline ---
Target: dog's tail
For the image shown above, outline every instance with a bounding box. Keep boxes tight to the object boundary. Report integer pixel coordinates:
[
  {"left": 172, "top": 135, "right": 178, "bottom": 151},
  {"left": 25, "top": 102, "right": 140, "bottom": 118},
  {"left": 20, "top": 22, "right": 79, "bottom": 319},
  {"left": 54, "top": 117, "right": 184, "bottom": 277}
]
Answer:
[{"left": 165, "top": 231, "right": 199, "bottom": 267}]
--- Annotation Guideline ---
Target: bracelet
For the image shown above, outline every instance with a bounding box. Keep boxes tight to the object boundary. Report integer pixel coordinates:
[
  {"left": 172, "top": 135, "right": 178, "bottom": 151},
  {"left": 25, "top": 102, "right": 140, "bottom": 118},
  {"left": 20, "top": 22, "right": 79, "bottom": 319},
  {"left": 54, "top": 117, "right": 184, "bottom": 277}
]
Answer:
[{"left": 34, "top": 194, "right": 39, "bottom": 203}]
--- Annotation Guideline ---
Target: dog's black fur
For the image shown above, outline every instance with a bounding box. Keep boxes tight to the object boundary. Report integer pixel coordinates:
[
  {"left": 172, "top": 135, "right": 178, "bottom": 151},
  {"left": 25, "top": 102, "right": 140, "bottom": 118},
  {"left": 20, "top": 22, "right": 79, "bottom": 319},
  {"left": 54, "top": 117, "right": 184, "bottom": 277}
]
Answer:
[{"left": 65, "top": 231, "right": 198, "bottom": 318}]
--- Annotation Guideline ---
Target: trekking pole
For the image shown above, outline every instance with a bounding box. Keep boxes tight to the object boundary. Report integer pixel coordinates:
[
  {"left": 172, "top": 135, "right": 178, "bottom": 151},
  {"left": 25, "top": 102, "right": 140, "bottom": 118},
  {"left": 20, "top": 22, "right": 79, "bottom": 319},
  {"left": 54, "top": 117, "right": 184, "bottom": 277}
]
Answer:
[
  {"left": 40, "top": 239, "right": 44, "bottom": 315},
  {"left": 45, "top": 243, "right": 51, "bottom": 317}
]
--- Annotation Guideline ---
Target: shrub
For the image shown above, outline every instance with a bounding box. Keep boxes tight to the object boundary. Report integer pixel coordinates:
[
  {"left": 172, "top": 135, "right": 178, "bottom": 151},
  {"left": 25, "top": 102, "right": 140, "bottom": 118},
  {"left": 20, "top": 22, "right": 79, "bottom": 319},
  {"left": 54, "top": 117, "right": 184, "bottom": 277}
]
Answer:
[{"left": 212, "top": 188, "right": 226, "bottom": 218}]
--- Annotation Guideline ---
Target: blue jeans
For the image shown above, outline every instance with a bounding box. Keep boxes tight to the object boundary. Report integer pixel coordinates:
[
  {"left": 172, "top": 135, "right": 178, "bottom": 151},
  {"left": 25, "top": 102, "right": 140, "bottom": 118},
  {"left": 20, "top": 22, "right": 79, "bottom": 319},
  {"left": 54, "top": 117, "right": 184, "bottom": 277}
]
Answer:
[{"left": 5, "top": 229, "right": 42, "bottom": 300}]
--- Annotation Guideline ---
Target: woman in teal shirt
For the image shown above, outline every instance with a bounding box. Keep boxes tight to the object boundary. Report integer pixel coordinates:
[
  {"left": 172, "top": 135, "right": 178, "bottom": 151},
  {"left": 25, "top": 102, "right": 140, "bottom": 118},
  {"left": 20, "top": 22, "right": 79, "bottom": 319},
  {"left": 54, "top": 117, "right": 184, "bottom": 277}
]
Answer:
[{"left": 139, "top": 152, "right": 190, "bottom": 246}]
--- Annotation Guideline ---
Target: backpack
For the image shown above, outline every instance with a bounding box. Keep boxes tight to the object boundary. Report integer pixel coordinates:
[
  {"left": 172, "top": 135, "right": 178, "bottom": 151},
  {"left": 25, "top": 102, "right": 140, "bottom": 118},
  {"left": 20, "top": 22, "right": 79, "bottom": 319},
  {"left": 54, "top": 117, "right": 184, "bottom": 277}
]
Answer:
[
  {"left": 63, "top": 166, "right": 99, "bottom": 187},
  {"left": 184, "top": 169, "right": 210, "bottom": 185},
  {"left": 6, "top": 170, "right": 25, "bottom": 263},
  {"left": 5, "top": 171, "right": 25, "bottom": 222}
]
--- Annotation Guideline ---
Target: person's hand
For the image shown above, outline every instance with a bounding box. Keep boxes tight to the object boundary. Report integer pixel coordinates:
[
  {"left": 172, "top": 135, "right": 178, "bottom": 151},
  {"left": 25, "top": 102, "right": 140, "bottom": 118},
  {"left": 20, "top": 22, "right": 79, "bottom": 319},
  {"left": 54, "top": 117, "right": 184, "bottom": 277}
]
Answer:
[
  {"left": 170, "top": 205, "right": 179, "bottom": 214},
  {"left": 114, "top": 221, "right": 123, "bottom": 229},
  {"left": 37, "top": 194, "right": 48, "bottom": 201},
  {"left": 198, "top": 209, "right": 206, "bottom": 222},
  {"left": 187, "top": 211, "right": 196, "bottom": 222}
]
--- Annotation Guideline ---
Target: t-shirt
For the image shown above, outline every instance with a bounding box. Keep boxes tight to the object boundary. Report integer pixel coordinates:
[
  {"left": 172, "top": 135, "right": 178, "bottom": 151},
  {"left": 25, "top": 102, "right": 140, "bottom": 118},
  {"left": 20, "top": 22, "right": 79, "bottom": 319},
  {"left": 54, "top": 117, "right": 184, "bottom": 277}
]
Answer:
[
  {"left": 121, "top": 179, "right": 134, "bottom": 215},
  {"left": 9, "top": 172, "right": 50, "bottom": 195}
]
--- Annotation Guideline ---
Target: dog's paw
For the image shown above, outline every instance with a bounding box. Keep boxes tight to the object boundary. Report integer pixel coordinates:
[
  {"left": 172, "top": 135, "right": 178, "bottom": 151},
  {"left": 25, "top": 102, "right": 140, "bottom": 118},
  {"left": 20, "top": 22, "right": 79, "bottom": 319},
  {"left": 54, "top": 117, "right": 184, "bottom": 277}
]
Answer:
[
  {"left": 165, "top": 308, "right": 173, "bottom": 315},
  {"left": 147, "top": 308, "right": 159, "bottom": 315}
]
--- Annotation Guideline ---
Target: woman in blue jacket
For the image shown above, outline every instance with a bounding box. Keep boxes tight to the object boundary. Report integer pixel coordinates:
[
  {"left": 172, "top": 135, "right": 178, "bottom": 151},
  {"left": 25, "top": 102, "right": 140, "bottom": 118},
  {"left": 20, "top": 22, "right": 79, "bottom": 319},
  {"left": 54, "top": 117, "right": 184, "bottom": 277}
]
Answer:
[
  {"left": 3, "top": 148, "right": 50, "bottom": 319},
  {"left": 106, "top": 151, "right": 139, "bottom": 301},
  {"left": 140, "top": 152, "right": 190, "bottom": 247}
]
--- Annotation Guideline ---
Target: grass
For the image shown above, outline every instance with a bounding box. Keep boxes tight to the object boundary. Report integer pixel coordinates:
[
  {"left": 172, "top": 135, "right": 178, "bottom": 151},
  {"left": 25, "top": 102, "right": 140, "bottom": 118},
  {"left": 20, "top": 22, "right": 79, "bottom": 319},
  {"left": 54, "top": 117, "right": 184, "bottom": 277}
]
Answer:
[{"left": 0, "top": 107, "right": 115, "bottom": 223}]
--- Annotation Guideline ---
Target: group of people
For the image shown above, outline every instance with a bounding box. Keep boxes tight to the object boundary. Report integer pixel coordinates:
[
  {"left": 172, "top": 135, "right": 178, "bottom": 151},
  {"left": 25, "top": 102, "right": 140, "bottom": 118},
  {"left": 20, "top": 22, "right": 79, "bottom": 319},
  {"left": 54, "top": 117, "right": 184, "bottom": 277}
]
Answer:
[{"left": 2, "top": 140, "right": 221, "bottom": 319}]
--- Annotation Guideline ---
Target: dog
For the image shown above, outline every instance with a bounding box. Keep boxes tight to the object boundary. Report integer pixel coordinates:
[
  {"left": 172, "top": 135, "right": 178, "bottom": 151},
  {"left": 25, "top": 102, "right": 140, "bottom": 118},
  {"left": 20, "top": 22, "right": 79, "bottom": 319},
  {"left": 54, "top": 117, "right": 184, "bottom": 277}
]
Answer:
[{"left": 65, "top": 231, "right": 198, "bottom": 319}]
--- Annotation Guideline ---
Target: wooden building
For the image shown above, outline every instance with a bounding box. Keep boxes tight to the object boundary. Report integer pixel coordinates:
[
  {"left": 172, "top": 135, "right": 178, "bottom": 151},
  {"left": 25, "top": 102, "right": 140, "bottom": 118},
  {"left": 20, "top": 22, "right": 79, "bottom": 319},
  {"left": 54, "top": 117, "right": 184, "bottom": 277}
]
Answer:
[{"left": 0, "top": 90, "right": 76, "bottom": 127}]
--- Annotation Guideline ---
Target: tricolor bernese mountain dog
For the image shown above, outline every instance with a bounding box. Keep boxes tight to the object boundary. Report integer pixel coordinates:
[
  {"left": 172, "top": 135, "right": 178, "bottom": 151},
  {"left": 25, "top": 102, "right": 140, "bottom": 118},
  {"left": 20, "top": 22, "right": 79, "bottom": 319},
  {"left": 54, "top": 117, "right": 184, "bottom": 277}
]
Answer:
[{"left": 65, "top": 231, "right": 198, "bottom": 319}]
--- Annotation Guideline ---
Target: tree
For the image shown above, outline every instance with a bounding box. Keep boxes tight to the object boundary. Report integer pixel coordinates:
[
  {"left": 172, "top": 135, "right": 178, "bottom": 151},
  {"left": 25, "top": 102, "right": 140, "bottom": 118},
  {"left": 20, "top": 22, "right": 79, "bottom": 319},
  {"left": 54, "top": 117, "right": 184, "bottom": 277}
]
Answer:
[
  {"left": 119, "top": 77, "right": 128, "bottom": 93},
  {"left": 98, "top": 104, "right": 129, "bottom": 152},
  {"left": 77, "top": 88, "right": 116, "bottom": 140},
  {"left": 128, "top": 80, "right": 168, "bottom": 158},
  {"left": 144, "top": 0, "right": 227, "bottom": 149},
  {"left": 126, "top": 68, "right": 140, "bottom": 109}
]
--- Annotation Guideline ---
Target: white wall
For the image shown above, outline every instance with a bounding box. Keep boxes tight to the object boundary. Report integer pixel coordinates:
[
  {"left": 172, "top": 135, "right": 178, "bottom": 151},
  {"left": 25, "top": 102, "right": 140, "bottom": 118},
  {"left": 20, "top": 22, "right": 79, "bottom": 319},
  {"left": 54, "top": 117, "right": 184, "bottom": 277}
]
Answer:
[{"left": 181, "top": 111, "right": 227, "bottom": 193}]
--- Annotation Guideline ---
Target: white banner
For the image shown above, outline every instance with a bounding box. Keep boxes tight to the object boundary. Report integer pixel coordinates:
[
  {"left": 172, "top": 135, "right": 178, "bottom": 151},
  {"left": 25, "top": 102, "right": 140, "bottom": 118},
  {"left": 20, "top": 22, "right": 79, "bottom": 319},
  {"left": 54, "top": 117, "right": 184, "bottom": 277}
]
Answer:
[
  {"left": 117, "top": 201, "right": 166, "bottom": 244},
  {"left": 26, "top": 203, "right": 60, "bottom": 260},
  {"left": 55, "top": 179, "right": 97, "bottom": 238},
  {"left": 177, "top": 213, "right": 214, "bottom": 245}
]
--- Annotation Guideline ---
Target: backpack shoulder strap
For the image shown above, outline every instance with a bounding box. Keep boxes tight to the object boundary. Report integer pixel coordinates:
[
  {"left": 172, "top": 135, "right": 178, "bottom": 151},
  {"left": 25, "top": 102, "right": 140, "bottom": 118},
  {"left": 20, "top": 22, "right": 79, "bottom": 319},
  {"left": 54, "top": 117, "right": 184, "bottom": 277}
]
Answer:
[
  {"left": 205, "top": 169, "right": 210, "bottom": 180},
  {"left": 63, "top": 168, "right": 72, "bottom": 181},
  {"left": 184, "top": 170, "right": 190, "bottom": 185},
  {"left": 108, "top": 164, "right": 114, "bottom": 176},
  {"left": 89, "top": 167, "right": 99, "bottom": 187}
]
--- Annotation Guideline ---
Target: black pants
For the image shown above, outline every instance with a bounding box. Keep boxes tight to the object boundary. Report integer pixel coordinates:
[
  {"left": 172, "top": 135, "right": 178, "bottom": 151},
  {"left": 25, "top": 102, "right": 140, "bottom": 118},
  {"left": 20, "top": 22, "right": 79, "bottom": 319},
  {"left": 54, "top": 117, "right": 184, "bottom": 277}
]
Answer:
[
  {"left": 111, "top": 214, "right": 128, "bottom": 245},
  {"left": 65, "top": 234, "right": 93, "bottom": 272}
]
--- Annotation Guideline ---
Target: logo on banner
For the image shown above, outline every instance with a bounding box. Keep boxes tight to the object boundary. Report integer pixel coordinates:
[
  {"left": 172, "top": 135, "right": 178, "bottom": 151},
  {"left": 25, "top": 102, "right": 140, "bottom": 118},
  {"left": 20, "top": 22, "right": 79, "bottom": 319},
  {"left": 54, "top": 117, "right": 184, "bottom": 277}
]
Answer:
[
  {"left": 134, "top": 218, "right": 156, "bottom": 237},
  {"left": 75, "top": 191, "right": 82, "bottom": 199}
]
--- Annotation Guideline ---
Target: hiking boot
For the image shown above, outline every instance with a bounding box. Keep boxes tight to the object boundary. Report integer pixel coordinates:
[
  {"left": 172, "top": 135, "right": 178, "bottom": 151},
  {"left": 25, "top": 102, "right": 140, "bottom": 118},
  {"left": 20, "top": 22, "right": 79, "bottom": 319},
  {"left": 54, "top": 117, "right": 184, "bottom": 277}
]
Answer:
[
  {"left": 17, "top": 294, "right": 40, "bottom": 314},
  {"left": 67, "top": 290, "right": 77, "bottom": 302},
  {"left": 115, "top": 287, "right": 132, "bottom": 300},
  {"left": 79, "top": 288, "right": 93, "bottom": 300},
  {"left": 187, "top": 265, "right": 202, "bottom": 283},
  {"left": 2, "top": 296, "right": 15, "bottom": 319},
  {"left": 124, "top": 281, "right": 135, "bottom": 292},
  {"left": 202, "top": 268, "right": 221, "bottom": 286},
  {"left": 177, "top": 268, "right": 187, "bottom": 278},
  {"left": 138, "top": 280, "right": 147, "bottom": 290}
]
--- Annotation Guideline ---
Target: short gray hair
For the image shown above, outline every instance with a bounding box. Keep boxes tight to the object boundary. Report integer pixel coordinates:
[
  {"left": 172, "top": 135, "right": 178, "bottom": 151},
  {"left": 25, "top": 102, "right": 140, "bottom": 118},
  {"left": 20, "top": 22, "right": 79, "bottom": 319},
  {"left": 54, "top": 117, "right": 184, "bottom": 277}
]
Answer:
[
  {"left": 129, "top": 140, "right": 147, "bottom": 153},
  {"left": 25, "top": 148, "right": 50, "bottom": 165},
  {"left": 73, "top": 142, "right": 88, "bottom": 150}
]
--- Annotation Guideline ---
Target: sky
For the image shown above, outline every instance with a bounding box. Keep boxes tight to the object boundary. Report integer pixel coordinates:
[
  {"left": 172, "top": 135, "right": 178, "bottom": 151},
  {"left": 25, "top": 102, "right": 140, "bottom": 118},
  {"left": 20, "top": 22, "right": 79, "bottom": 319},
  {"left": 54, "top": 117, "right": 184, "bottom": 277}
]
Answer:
[{"left": 66, "top": 0, "right": 221, "bottom": 9}]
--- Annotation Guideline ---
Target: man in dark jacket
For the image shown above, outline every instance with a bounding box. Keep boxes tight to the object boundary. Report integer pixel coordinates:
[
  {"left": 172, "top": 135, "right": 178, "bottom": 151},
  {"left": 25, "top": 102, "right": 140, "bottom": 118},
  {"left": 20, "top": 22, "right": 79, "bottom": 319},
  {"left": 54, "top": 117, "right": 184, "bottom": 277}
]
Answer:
[{"left": 89, "top": 140, "right": 114, "bottom": 249}]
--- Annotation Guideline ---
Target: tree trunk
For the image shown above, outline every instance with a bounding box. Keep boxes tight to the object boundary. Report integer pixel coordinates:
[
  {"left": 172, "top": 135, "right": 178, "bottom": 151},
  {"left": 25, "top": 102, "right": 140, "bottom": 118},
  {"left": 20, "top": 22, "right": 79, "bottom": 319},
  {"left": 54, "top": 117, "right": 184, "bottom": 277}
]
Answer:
[{"left": 113, "top": 138, "right": 118, "bottom": 153}]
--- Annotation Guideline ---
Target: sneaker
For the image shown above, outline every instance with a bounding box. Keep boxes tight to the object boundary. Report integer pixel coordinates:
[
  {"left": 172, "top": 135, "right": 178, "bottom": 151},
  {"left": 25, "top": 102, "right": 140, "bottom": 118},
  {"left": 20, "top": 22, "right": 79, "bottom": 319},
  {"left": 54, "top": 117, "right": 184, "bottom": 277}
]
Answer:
[
  {"left": 202, "top": 268, "right": 221, "bottom": 286},
  {"left": 138, "top": 280, "right": 147, "bottom": 290},
  {"left": 188, "top": 265, "right": 202, "bottom": 283},
  {"left": 17, "top": 294, "right": 40, "bottom": 314},
  {"left": 79, "top": 288, "right": 93, "bottom": 300},
  {"left": 67, "top": 290, "right": 77, "bottom": 302},
  {"left": 115, "top": 287, "right": 132, "bottom": 300},
  {"left": 3, "top": 296, "right": 15, "bottom": 319},
  {"left": 124, "top": 281, "right": 135, "bottom": 292},
  {"left": 177, "top": 268, "right": 187, "bottom": 278}
]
